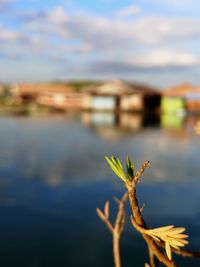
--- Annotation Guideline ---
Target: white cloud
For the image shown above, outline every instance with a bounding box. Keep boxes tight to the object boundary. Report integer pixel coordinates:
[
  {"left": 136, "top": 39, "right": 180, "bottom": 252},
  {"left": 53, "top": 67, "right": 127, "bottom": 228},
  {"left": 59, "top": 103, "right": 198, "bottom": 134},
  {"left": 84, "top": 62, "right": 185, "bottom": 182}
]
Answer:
[
  {"left": 11, "top": 9, "right": 199, "bottom": 73},
  {"left": 1, "top": 5, "right": 200, "bottom": 79},
  {"left": 0, "top": 24, "right": 47, "bottom": 57},
  {"left": 133, "top": 50, "right": 199, "bottom": 68},
  {"left": 86, "top": 50, "right": 199, "bottom": 75},
  {"left": 0, "top": 27, "right": 21, "bottom": 41},
  {"left": 47, "top": 6, "right": 70, "bottom": 24},
  {"left": 130, "top": 16, "right": 200, "bottom": 45},
  {"left": 140, "top": 0, "right": 200, "bottom": 11},
  {"left": 24, "top": 10, "right": 200, "bottom": 50},
  {"left": 115, "top": 5, "right": 141, "bottom": 17},
  {"left": 0, "top": 0, "right": 15, "bottom": 9},
  {"left": 0, "top": 0, "right": 15, "bottom": 4}
]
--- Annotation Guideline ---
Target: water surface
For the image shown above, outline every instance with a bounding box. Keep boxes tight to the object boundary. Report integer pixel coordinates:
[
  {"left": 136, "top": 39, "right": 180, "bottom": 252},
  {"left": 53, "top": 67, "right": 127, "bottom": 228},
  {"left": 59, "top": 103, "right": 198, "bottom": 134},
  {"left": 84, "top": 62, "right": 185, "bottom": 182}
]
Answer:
[{"left": 0, "top": 113, "right": 200, "bottom": 267}]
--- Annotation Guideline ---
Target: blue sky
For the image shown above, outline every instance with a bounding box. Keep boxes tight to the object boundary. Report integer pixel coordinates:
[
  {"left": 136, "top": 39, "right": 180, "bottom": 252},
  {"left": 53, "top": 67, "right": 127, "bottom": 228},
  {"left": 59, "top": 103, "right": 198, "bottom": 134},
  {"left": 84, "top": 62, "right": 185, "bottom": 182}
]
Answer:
[{"left": 1, "top": 0, "right": 200, "bottom": 87}]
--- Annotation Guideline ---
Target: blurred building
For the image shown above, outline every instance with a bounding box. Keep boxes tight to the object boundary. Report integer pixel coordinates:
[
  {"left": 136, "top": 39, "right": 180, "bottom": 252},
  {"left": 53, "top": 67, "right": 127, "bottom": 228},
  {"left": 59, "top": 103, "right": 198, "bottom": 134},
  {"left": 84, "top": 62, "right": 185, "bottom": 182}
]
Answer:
[
  {"left": 37, "top": 92, "right": 84, "bottom": 110},
  {"left": 10, "top": 83, "right": 83, "bottom": 110},
  {"left": 162, "top": 83, "right": 200, "bottom": 113},
  {"left": 83, "top": 79, "right": 161, "bottom": 112},
  {"left": 0, "top": 84, "right": 4, "bottom": 94},
  {"left": 11, "top": 83, "right": 72, "bottom": 100},
  {"left": 10, "top": 80, "right": 161, "bottom": 112}
]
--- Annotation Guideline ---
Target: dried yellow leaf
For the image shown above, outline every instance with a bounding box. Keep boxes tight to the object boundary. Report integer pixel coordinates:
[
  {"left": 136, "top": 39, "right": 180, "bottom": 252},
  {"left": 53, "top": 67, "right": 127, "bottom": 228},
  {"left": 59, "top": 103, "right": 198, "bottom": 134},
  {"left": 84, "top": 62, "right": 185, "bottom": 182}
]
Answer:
[{"left": 165, "top": 241, "right": 172, "bottom": 260}]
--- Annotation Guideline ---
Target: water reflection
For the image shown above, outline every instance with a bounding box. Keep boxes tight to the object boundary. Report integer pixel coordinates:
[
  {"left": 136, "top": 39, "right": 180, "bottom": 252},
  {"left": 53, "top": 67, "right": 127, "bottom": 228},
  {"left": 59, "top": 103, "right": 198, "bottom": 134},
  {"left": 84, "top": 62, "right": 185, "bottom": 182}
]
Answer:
[
  {"left": 82, "top": 111, "right": 200, "bottom": 132},
  {"left": 0, "top": 113, "right": 199, "bottom": 267},
  {"left": 81, "top": 112, "right": 160, "bottom": 140},
  {"left": 82, "top": 111, "right": 160, "bottom": 130},
  {"left": 161, "top": 113, "right": 185, "bottom": 129}
]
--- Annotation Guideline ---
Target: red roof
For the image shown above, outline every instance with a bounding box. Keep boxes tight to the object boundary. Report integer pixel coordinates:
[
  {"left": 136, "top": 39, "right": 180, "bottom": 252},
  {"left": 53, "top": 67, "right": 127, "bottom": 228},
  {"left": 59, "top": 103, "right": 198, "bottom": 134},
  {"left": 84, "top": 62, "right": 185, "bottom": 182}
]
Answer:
[
  {"left": 12, "top": 83, "right": 73, "bottom": 95},
  {"left": 163, "top": 83, "right": 200, "bottom": 97}
]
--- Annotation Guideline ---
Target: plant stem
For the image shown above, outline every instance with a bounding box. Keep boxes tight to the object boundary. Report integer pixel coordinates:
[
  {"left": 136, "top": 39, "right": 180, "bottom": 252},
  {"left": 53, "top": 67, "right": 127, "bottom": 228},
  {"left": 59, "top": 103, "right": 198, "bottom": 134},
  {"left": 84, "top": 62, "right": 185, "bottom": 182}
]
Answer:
[
  {"left": 128, "top": 186, "right": 178, "bottom": 267},
  {"left": 113, "top": 232, "right": 121, "bottom": 267},
  {"left": 148, "top": 247, "right": 156, "bottom": 267}
]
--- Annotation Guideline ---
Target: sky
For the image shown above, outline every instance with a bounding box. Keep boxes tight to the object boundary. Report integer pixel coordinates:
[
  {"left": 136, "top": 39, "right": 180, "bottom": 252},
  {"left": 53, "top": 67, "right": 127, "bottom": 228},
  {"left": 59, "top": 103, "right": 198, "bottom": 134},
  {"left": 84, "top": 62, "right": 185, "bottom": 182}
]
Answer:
[{"left": 0, "top": 0, "right": 200, "bottom": 87}]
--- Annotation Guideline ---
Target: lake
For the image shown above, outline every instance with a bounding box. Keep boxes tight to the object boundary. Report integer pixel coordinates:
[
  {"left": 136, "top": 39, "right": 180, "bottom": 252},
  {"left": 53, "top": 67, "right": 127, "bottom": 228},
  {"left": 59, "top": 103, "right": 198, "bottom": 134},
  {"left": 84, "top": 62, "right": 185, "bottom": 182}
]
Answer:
[{"left": 0, "top": 112, "right": 200, "bottom": 267}]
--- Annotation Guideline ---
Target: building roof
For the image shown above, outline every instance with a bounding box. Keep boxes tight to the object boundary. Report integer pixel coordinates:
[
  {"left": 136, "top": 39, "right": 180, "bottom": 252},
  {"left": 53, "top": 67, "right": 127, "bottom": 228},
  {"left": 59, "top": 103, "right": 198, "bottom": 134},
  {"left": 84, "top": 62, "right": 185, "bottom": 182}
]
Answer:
[
  {"left": 11, "top": 83, "right": 73, "bottom": 96},
  {"left": 85, "top": 79, "right": 160, "bottom": 96},
  {"left": 163, "top": 83, "right": 200, "bottom": 97}
]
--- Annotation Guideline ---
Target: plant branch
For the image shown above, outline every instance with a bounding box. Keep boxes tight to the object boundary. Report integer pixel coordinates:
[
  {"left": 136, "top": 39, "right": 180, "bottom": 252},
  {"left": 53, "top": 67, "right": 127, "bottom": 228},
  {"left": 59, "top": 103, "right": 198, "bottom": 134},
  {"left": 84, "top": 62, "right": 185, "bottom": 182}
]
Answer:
[
  {"left": 148, "top": 246, "right": 156, "bottom": 267},
  {"left": 96, "top": 207, "right": 113, "bottom": 233},
  {"left": 157, "top": 240, "right": 200, "bottom": 258},
  {"left": 131, "top": 215, "right": 178, "bottom": 267},
  {"left": 127, "top": 161, "right": 178, "bottom": 267},
  {"left": 102, "top": 156, "right": 200, "bottom": 267},
  {"left": 96, "top": 192, "right": 128, "bottom": 267}
]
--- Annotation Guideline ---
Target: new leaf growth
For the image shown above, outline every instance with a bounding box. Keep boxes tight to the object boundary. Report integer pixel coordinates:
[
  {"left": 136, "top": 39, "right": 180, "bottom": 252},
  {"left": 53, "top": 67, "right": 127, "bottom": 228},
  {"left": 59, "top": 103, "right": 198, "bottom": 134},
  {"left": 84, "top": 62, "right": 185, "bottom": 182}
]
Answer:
[{"left": 105, "top": 155, "right": 135, "bottom": 182}]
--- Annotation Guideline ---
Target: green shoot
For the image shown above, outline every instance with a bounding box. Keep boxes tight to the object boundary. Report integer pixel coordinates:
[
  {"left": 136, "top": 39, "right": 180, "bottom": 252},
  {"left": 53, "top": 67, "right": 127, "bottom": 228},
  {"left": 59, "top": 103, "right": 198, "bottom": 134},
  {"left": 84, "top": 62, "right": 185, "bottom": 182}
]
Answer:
[
  {"left": 126, "top": 155, "right": 135, "bottom": 181},
  {"left": 105, "top": 155, "right": 135, "bottom": 183}
]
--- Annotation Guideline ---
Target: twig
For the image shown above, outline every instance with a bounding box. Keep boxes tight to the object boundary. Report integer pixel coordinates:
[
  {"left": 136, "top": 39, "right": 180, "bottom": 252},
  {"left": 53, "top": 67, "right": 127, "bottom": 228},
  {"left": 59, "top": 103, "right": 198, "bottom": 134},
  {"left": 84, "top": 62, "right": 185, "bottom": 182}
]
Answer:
[
  {"left": 133, "top": 160, "right": 151, "bottom": 185},
  {"left": 148, "top": 246, "right": 156, "bottom": 267},
  {"left": 102, "top": 156, "right": 200, "bottom": 267},
  {"left": 131, "top": 216, "right": 177, "bottom": 267},
  {"left": 113, "top": 192, "right": 128, "bottom": 267},
  {"left": 127, "top": 161, "right": 178, "bottom": 267},
  {"left": 96, "top": 192, "right": 128, "bottom": 267},
  {"left": 96, "top": 207, "right": 113, "bottom": 233}
]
